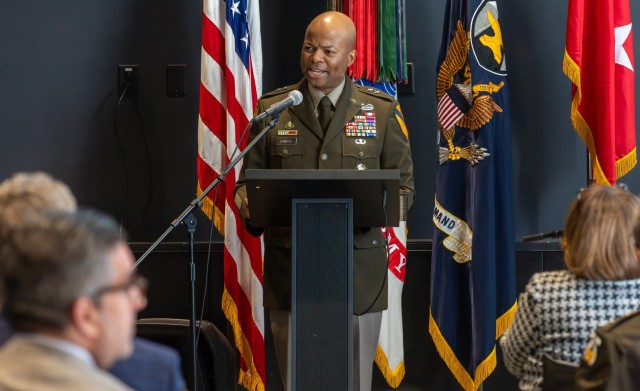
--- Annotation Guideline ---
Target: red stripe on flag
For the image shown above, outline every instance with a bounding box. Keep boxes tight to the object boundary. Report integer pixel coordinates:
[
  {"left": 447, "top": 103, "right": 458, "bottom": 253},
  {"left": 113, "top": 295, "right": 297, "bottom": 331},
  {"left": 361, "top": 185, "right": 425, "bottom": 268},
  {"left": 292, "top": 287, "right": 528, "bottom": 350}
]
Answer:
[
  {"left": 198, "top": 1, "right": 265, "bottom": 389},
  {"left": 202, "top": 12, "right": 225, "bottom": 68}
]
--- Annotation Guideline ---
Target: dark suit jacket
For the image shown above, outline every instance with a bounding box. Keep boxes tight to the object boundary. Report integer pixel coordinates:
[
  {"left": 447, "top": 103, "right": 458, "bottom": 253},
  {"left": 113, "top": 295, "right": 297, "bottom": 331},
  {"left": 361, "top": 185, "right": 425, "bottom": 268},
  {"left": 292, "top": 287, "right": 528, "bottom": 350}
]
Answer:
[
  {"left": 109, "top": 337, "right": 186, "bottom": 391},
  {"left": 0, "top": 316, "right": 11, "bottom": 346},
  {"left": 235, "top": 78, "right": 415, "bottom": 314}
]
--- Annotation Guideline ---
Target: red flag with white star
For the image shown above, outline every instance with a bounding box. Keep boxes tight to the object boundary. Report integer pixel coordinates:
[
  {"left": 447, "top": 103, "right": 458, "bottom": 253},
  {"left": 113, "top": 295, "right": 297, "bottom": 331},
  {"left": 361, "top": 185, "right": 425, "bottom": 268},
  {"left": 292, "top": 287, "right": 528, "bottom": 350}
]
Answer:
[{"left": 563, "top": 0, "right": 637, "bottom": 184}]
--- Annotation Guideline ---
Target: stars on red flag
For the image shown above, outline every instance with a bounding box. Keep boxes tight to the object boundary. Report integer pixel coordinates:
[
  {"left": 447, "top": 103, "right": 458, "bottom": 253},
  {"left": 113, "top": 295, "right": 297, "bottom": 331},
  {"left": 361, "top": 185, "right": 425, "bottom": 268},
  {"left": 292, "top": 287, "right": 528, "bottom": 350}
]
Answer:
[{"left": 615, "top": 23, "right": 634, "bottom": 71}]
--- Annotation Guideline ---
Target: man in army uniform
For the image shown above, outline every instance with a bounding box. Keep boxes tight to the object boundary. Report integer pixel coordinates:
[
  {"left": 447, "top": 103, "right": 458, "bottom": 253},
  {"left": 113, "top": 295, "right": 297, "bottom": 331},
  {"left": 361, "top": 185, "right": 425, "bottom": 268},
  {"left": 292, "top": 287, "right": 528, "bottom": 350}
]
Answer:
[{"left": 235, "top": 11, "right": 415, "bottom": 391}]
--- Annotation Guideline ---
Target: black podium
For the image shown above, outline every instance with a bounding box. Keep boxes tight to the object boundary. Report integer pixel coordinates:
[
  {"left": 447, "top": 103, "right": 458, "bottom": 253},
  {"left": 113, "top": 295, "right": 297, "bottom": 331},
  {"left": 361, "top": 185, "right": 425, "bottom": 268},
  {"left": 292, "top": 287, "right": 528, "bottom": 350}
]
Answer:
[{"left": 246, "top": 169, "right": 399, "bottom": 390}]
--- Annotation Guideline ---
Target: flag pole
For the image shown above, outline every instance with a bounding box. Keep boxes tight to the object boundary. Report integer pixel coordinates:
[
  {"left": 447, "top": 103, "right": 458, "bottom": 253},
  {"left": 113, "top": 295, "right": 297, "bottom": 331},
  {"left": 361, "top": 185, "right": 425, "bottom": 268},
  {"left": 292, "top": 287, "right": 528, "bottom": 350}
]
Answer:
[{"left": 586, "top": 149, "right": 595, "bottom": 185}]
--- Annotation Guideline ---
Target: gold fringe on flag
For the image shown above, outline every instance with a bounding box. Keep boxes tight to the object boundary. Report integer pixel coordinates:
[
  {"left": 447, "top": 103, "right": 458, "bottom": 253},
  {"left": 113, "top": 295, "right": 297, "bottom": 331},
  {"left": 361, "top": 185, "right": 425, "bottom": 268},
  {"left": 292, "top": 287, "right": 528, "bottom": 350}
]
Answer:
[
  {"left": 561, "top": 50, "right": 610, "bottom": 184},
  {"left": 563, "top": 49, "right": 637, "bottom": 184},
  {"left": 196, "top": 183, "right": 226, "bottom": 235},
  {"left": 495, "top": 300, "right": 517, "bottom": 339},
  {"left": 429, "top": 301, "right": 516, "bottom": 391},
  {"left": 222, "top": 288, "right": 265, "bottom": 391},
  {"left": 374, "top": 345, "right": 405, "bottom": 388},
  {"left": 616, "top": 148, "right": 637, "bottom": 179}
]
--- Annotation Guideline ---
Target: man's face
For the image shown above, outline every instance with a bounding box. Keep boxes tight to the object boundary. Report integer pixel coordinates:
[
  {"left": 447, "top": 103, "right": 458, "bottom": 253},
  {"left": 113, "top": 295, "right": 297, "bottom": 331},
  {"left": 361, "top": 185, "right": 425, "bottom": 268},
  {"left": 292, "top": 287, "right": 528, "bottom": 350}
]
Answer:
[
  {"left": 300, "top": 22, "right": 356, "bottom": 95},
  {"left": 93, "top": 242, "right": 146, "bottom": 368}
]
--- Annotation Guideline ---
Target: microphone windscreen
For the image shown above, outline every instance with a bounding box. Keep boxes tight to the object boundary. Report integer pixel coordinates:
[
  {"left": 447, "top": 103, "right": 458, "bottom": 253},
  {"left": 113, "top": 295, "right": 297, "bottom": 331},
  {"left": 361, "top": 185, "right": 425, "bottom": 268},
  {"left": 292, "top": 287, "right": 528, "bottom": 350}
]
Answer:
[{"left": 289, "top": 90, "right": 303, "bottom": 106}]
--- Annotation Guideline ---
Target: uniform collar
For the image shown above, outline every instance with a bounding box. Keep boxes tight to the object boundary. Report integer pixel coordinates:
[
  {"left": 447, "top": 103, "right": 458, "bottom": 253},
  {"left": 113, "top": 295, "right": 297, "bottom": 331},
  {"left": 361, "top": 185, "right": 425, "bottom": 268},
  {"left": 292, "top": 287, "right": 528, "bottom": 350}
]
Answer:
[{"left": 308, "top": 76, "right": 346, "bottom": 112}]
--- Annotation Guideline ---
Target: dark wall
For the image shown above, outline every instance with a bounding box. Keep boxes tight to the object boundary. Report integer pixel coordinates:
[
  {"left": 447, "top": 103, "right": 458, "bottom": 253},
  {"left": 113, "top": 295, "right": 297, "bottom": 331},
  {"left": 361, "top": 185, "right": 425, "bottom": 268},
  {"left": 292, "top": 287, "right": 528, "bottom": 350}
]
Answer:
[{"left": 2, "top": 0, "right": 639, "bottom": 241}]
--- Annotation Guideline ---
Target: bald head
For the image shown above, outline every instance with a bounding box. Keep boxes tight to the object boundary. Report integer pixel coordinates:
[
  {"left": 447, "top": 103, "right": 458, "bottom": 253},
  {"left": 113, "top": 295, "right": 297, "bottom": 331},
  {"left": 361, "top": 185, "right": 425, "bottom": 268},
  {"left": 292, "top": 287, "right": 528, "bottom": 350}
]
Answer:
[
  {"left": 306, "top": 11, "right": 356, "bottom": 51},
  {"left": 301, "top": 11, "right": 357, "bottom": 94}
]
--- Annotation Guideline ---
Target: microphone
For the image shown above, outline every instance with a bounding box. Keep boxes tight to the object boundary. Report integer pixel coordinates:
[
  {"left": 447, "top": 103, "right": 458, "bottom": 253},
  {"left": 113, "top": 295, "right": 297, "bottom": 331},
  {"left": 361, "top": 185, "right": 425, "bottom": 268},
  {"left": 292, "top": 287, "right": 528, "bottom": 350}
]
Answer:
[
  {"left": 251, "top": 90, "right": 303, "bottom": 123},
  {"left": 522, "top": 230, "right": 564, "bottom": 242}
]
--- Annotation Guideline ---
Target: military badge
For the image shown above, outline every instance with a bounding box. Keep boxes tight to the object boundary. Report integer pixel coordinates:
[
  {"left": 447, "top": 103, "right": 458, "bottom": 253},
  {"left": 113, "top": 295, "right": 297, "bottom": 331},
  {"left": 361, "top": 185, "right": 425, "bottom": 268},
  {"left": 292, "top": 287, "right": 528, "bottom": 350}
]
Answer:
[
  {"left": 345, "top": 112, "right": 376, "bottom": 137},
  {"left": 583, "top": 335, "right": 602, "bottom": 366},
  {"left": 277, "top": 130, "right": 298, "bottom": 136},
  {"left": 361, "top": 103, "right": 374, "bottom": 111},
  {"left": 284, "top": 121, "right": 295, "bottom": 129}
]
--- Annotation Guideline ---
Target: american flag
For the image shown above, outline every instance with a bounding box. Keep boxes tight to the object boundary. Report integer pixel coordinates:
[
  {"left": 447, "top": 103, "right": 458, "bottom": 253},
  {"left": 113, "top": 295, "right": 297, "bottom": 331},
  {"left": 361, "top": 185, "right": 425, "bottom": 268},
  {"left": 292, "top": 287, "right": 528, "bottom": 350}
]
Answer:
[
  {"left": 197, "top": 0, "right": 265, "bottom": 389},
  {"left": 437, "top": 86, "right": 471, "bottom": 131}
]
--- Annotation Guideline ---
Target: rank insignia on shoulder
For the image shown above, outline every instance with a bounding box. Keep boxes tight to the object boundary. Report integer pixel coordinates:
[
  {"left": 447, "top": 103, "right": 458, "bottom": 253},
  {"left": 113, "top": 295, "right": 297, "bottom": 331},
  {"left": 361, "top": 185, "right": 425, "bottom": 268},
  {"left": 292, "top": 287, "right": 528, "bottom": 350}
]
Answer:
[
  {"left": 275, "top": 86, "right": 288, "bottom": 92},
  {"left": 277, "top": 129, "right": 298, "bottom": 136},
  {"left": 284, "top": 121, "right": 294, "bottom": 129},
  {"left": 366, "top": 88, "right": 379, "bottom": 94},
  {"left": 361, "top": 103, "right": 374, "bottom": 111}
]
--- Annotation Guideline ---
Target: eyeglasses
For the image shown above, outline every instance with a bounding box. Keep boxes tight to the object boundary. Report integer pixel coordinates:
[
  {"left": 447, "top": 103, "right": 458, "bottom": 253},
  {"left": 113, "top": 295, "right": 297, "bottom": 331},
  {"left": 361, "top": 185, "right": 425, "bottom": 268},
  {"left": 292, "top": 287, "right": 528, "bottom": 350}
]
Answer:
[
  {"left": 91, "top": 274, "right": 148, "bottom": 301},
  {"left": 576, "top": 183, "right": 629, "bottom": 201}
]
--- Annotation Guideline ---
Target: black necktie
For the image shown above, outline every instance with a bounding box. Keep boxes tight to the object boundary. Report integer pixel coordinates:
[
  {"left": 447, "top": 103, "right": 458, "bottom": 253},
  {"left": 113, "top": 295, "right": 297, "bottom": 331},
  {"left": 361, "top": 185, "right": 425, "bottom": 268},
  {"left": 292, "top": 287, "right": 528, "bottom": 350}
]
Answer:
[{"left": 318, "top": 96, "right": 333, "bottom": 135}]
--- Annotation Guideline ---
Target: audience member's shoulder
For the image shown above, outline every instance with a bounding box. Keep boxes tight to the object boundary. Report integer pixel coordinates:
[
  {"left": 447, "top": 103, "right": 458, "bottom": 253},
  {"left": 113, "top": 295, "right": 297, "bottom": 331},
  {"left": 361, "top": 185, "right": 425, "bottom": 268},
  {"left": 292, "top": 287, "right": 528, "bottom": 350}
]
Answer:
[
  {"left": 0, "top": 315, "right": 12, "bottom": 346},
  {"left": 132, "top": 337, "right": 181, "bottom": 363},
  {"left": 109, "top": 337, "right": 185, "bottom": 391},
  {"left": 576, "top": 310, "right": 640, "bottom": 391},
  {"left": 528, "top": 269, "right": 575, "bottom": 287}
]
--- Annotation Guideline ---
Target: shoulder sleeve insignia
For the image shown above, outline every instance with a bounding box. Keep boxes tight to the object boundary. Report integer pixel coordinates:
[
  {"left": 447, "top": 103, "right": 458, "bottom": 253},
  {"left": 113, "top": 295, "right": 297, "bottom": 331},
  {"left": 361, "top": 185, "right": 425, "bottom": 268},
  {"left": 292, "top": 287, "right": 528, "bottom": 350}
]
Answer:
[{"left": 582, "top": 334, "right": 602, "bottom": 366}]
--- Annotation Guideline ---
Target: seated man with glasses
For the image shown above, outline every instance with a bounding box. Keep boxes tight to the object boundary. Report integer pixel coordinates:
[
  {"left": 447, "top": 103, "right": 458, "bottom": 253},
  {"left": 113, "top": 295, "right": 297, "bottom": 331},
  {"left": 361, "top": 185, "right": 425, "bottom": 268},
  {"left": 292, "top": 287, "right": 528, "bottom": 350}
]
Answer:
[
  {"left": 0, "top": 210, "right": 143, "bottom": 390},
  {"left": 0, "top": 172, "right": 186, "bottom": 391}
]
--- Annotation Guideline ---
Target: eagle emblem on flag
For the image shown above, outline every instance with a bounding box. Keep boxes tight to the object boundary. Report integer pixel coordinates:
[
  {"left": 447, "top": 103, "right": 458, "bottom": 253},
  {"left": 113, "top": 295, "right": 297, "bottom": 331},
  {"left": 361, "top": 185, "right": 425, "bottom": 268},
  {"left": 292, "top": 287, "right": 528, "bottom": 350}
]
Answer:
[{"left": 436, "top": 19, "right": 504, "bottom": 165}]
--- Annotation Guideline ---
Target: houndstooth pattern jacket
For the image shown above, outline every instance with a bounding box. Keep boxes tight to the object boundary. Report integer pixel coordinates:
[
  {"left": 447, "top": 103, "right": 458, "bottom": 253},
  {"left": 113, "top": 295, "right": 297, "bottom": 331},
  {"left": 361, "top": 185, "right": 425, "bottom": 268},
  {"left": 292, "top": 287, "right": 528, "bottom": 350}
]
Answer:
[{"left": 499, "top": 270, "right": 640, "bottom": 391}]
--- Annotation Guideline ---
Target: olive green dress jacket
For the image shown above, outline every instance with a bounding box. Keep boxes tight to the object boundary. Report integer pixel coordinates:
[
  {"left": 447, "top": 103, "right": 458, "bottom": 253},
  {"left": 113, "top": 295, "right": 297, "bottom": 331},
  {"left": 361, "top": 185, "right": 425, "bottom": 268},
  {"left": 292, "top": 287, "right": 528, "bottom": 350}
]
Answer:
[{"left": 235, "top": 77, "right": 415, "bottom": 314}]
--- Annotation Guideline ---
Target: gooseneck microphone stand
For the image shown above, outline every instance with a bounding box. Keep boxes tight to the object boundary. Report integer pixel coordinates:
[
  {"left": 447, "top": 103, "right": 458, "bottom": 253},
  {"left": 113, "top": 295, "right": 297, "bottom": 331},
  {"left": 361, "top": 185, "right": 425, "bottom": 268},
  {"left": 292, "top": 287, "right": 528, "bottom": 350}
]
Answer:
[{"left": 133, "top": 114, "right": 280, "bottom": 391}]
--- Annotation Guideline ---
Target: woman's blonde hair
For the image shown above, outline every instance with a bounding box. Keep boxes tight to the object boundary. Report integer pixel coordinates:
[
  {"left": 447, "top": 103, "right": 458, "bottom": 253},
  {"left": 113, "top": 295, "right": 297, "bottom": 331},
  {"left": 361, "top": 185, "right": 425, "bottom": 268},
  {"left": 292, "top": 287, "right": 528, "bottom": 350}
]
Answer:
[{"left": 564, "top": 184, "right": 640, "bottom": 280}]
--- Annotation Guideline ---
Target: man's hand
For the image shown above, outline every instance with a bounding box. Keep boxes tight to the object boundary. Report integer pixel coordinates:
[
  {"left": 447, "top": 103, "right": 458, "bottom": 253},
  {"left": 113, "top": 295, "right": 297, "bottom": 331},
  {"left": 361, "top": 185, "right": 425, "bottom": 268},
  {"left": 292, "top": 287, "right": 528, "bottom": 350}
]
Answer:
[{"left": 241, "top": 197, "right": 250, "bottom": 221}]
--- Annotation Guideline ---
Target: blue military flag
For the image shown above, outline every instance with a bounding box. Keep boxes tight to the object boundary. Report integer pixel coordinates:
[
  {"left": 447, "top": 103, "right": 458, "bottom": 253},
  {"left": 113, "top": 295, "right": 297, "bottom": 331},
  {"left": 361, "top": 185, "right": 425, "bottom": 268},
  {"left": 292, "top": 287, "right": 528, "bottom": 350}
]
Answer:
[{"left": 429, "top": 0, "right": 516, "bottom": 390}]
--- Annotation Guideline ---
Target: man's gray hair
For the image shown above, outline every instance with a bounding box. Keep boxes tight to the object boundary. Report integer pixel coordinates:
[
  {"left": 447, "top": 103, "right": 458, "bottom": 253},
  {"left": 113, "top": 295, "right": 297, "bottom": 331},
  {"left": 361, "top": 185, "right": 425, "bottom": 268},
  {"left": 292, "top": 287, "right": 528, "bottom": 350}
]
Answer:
[{"left": 1, "top": 209, "right": 126, "bottom": 332}]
